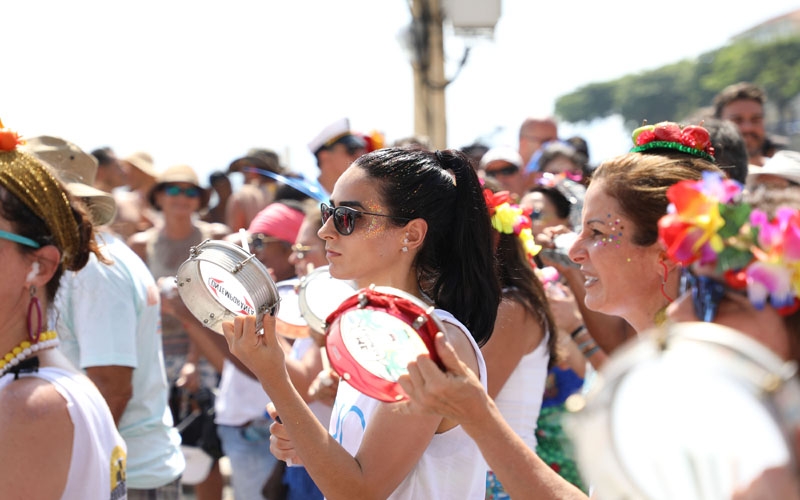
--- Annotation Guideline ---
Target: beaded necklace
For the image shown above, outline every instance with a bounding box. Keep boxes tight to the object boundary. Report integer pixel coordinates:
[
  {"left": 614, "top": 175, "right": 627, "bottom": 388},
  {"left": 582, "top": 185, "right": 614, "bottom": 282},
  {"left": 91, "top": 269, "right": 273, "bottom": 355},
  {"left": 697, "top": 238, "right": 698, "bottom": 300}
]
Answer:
[{"left": 0, "top": 330, "right": 59, "bottom": 379}]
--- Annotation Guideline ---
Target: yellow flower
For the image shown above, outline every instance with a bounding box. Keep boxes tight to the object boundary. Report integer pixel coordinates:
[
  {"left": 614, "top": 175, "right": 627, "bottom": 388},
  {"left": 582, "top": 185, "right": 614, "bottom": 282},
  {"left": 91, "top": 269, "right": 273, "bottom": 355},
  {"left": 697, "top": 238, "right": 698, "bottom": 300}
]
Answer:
[{"left": 492, "top": 203, "right": 521, "bottom": 235}]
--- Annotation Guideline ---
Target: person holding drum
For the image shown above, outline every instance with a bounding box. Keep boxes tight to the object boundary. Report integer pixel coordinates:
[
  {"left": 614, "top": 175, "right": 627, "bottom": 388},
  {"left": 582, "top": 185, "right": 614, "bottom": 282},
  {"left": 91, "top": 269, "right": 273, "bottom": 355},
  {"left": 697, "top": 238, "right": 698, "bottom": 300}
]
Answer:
[
  {"left": 224, "top": 147, "right": 501, "bottom": 499},
  {"left": 0, "top": 124, "right": 128, "bottom": 498},
  {"left": 397, "top": 124, "right": 723, "bottom": 498}
]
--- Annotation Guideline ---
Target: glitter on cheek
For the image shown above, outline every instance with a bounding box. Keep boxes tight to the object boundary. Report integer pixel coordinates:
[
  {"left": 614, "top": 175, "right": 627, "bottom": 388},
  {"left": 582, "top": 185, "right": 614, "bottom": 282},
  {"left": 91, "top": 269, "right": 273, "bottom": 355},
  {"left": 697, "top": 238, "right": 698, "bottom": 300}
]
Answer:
[
  {"left": 362, "top": 217, "right": 386, "bottom": 239},
  {"left": 591, "top": 216, "right": 627, "bottom": 249},
  {"left": 360, "top": 199, "right": 388, "bottom": 239}
]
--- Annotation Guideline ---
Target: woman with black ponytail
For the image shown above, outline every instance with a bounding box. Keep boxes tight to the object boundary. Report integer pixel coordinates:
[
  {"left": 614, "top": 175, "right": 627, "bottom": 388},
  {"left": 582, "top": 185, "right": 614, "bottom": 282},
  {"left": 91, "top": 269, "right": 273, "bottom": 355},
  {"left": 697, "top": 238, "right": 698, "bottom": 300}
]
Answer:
[{"left": 224, "top": 147, "right": 501, "bottom": 499}]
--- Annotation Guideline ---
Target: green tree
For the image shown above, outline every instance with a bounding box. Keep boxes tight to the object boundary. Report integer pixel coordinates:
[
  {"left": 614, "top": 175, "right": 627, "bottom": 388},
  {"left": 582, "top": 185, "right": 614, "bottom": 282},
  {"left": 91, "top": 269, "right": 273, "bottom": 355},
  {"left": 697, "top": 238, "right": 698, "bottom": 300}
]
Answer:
[{"left": 555, "top": 36, "right": 800, "bottom": 134}]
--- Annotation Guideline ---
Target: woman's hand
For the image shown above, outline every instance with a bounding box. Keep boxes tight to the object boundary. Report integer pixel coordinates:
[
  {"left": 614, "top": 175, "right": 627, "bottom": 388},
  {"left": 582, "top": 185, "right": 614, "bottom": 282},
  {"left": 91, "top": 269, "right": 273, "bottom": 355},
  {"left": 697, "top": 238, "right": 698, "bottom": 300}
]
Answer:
[
  {"left": 544, "top": 282, "right": 584, "bottom": 334},
  {"left": 307, "top": 368, "right": 339, "bottom": 407},
  {"left": 266, "top": 402, "right": 303, "bottom": 465},
  {"left": 222, "top": 314, "right": 287, "bottom": 388},
  {"left": 398, "top": 332, "right": 490, "bottom": 426},
  {"left": 176, "top": 362, "right": 200, "bottom": 393}
]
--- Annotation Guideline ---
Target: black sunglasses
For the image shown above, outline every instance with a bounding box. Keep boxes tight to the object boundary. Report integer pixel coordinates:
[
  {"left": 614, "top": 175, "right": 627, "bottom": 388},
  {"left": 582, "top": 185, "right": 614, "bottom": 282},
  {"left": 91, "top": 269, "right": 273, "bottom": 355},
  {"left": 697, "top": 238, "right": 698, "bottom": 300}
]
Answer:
[
  {"left": 680, "top": 269, "right": 728, "bottom": 322},
  {"left": 485, "top": 165, "right": 519, "bottom": 177},
  {"left": 320, "top": 203, "right": 410, "bottom": 236}
]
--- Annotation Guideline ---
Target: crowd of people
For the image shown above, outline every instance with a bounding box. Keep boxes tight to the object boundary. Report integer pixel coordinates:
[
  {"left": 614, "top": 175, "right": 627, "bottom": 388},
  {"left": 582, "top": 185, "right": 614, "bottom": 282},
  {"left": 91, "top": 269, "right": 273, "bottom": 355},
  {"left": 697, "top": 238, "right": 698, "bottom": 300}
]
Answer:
[{"left": 1, "top": 79, "right": 799, "bottom": 500}]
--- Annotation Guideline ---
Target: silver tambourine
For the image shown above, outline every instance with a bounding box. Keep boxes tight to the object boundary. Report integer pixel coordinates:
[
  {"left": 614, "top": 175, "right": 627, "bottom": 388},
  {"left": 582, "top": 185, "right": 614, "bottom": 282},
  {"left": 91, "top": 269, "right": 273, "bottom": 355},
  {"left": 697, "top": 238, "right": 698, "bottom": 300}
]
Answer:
[
  {"left": 563, "top": 321, "right": 800, "bottom": 499},
  {"left": 325, "top": 285, "right": 446, "bottom": 402},
  {"left": 176, "top": 239, "right": 280, "bottom": 334},
  {"left": 297, "top": 265, "right": 357, "bottom": 335}
]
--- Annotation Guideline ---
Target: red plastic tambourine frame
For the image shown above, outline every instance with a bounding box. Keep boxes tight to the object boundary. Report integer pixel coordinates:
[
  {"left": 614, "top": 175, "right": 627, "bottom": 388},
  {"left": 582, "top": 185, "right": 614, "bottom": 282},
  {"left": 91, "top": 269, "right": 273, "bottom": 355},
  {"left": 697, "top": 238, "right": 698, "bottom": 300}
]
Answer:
[{"left": 325, "top": 286, "right": 445, "bottom": 402}]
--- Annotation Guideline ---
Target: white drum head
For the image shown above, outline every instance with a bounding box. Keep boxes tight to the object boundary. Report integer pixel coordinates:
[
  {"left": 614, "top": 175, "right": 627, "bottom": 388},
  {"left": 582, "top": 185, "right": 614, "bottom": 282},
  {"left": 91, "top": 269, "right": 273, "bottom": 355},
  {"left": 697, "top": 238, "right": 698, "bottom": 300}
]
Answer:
[
  {"left": 326, "top": 285, "right": 445, "bottom": 402},
  {"left": 275, "top": 278, "right": 308, "bottom": 339},
  {"left": 176, "top": 240, "right": 280, "bottom": 334},
  {"left": 297, "top": 265, "right": 357, "bottom": 334},
  {"left": 564, "top": 321, "right": 800, "bottom": 499}
]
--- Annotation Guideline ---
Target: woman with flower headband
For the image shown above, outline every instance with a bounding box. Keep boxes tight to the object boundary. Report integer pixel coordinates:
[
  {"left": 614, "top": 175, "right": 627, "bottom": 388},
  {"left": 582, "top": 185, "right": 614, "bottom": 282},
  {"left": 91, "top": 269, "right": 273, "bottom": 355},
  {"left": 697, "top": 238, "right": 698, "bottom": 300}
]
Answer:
[
  {"left": 481, "top": 182, "right": 556, "bottom": 499},
  {"left": 661, "top": 178, "right": 800, "bottom": 498},
  {"left": 0, "top": 125, "right": 128, "bottom": 498},
  {"left": 396, "top": 123, "right": 724, "bottom": 499},
  {"left": 223, "top": 147, "right": 501, "bottom": 499}
]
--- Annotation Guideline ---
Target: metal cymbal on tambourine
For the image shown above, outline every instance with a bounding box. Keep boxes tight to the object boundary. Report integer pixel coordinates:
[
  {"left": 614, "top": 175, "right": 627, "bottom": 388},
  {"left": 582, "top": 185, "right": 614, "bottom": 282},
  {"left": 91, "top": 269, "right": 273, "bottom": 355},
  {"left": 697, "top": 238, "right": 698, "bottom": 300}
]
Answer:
[
  {"left": 562, "top": 321, "right": 800, "bottom": 499},
  {"left": 176, "top": 239, "right": 280, "bottom": 334}
]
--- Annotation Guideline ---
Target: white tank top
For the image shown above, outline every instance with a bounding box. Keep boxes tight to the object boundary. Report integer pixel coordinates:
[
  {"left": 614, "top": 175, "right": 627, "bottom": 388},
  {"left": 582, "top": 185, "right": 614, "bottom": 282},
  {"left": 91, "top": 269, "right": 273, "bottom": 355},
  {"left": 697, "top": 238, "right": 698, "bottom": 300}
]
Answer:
[
  {"left": 329, "top": 309, "right": 488, "bottom": 499},
  {"left": 493, "top": 328, "right": 550, "bottom": 450},
  {"left": 1, "top": 367, "right": 128, "bottom": 499}
]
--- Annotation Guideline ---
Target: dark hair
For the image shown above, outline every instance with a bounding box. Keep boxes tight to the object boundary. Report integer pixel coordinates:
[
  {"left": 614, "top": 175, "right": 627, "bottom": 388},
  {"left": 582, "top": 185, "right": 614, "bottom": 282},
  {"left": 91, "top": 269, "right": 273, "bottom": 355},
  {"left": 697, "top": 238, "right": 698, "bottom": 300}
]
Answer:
[
  {"left": 592, "top": 151, "right": 721, "bottom": 246},
  {"left": 496, "top": 231, "right": 557, "bottom": 369},
  {"left": 713, "top": 82, "right": 766, "bottom": 118},
  {"left": 273, "top": 172, "right": 313, "bottom": 203},
  {"left": 353, "top": 148, "right": 501, "bottom": 345},
  {"left": 703, "top": 118, "right": 749, "bottom": 184},
  {"left": 0, "top": 186, "right": 102, "bottom": 302},
  {"left": 209, "top": 170, "right": 229, "bottom": 185},
  {"left": 91, "top": 147, "right": 116, "bottom": 167},
  {"left": 529, "top": 186, "right": 572, "bottom": 220}
]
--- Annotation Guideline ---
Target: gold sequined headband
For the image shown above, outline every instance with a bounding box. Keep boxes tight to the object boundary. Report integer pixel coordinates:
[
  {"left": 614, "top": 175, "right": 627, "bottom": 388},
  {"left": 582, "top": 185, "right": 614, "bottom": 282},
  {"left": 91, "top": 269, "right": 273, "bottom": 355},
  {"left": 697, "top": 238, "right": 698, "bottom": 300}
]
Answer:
[{"left": 0, "top": 150, "right": 80, "bottom": 269}]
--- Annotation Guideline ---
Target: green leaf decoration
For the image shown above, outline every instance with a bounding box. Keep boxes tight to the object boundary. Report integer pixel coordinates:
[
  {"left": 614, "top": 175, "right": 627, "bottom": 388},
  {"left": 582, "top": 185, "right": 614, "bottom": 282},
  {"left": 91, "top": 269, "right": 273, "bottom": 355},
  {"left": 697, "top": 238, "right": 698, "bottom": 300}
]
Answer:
[
  {"left": 715, "top": 246, "right": 753, "bottom": 273},
  {"left": 718, "top": 203, "right": 751, "bottom": 239}
]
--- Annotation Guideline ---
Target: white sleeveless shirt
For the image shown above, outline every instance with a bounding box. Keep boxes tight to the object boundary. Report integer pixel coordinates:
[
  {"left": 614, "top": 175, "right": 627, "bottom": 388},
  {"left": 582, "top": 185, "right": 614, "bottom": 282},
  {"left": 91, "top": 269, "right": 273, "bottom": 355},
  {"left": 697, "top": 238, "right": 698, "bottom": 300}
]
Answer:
[
  {"left": 1, "top": 367, "right": 128, "bottom": 499},
  {"left": 329, "top": 309, "right": 488, "bottom": 499},
  {"left": 493, "top": 328, "right": 550, "bottom": 450}
]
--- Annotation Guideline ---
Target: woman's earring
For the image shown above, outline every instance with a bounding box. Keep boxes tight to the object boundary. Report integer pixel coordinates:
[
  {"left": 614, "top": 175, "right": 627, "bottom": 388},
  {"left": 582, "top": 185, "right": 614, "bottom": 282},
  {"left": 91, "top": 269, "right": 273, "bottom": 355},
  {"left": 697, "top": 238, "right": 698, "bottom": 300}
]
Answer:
[
  {"left": 402, "top": 234, "right": 409, "bottom": 253},
  {"left": 659, "top": 260, "right": 673, "bottom": 303},
  {"left": 27, "top": 285, "right": 43, "bottom": 343}
]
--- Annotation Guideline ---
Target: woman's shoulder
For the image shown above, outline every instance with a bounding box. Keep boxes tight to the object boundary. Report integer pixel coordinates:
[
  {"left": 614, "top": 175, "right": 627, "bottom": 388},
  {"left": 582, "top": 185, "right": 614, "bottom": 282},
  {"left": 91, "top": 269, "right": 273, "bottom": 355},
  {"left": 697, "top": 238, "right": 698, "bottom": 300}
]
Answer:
[{"left": 0, "top": 376, "right": 70, "bottom": 428}]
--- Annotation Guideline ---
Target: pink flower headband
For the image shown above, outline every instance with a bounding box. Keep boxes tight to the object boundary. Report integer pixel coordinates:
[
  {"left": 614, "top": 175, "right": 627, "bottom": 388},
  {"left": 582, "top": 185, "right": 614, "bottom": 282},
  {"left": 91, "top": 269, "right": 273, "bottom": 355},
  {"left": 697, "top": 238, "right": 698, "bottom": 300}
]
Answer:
[
  {"left": 658, "top": 171, "right": 800, "bottom": 313},
  {"left": 630, "top": 121, "right": 716, "bottom": 163},
  {"left": 483, "top": 189, "right": 541, "bottom": 264}
]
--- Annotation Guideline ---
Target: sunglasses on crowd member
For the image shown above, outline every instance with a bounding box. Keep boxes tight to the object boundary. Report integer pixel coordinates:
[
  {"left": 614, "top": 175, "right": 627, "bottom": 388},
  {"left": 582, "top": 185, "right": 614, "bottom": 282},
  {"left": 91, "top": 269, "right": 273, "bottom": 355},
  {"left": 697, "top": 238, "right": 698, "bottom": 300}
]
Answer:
[
  {"left": 681, "top": 268, "right": 733, "bottom": 322},
  {"left": 164, "top": 185, "right": 202, "bottom": 198},
  {"left": 249, "top": 234, "right": 288, "bottom": 252},
  {"left": 0, "top": 229, "right": 40, "bottom": 248},
  {"left": 291, "top": 243, "right": 314, "bottom": 260},
  {"left": 485, "top": 165, "right": 520, "bottom": 178},
  {"left": 320, "top": 203, "right": 410, "bottom": 236}
]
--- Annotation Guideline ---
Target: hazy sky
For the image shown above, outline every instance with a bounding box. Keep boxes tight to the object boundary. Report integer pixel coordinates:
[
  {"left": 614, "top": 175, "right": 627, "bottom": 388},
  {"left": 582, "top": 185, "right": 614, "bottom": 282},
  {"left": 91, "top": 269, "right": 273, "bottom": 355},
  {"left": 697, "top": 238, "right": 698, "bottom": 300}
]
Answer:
[{"left": 5, "top": 0, "right": 798, "bottom": 183}]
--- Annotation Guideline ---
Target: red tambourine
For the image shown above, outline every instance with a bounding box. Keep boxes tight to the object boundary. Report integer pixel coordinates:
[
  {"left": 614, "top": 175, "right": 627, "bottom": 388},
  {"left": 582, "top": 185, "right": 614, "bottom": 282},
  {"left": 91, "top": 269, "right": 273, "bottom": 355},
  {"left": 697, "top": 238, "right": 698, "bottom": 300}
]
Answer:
[{"left": 325, "top": 285, "right": 446, "bottom": 403}]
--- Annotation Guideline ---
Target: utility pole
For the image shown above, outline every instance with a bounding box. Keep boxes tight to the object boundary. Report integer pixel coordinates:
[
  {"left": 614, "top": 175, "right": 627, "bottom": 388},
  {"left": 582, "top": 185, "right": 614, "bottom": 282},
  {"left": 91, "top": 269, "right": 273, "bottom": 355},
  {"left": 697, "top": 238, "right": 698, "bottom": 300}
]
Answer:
[{"left": 411, "top": 0, "right": 447, "bottom": 150}]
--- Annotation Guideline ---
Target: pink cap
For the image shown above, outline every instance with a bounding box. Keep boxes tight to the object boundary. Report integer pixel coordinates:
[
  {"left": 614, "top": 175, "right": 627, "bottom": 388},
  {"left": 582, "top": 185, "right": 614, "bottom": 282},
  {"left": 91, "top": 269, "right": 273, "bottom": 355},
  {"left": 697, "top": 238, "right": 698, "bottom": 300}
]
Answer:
[{"left": 248, "top": 202, "right": 304, "bottom": 244}]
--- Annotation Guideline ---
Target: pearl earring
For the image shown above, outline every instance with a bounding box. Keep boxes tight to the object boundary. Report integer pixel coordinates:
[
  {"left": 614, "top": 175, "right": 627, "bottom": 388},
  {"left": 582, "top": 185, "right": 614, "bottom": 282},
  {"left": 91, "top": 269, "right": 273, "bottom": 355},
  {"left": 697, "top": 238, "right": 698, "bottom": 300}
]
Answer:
[{"left": 402, "top": 234, "right": 409, "bottom": 253}]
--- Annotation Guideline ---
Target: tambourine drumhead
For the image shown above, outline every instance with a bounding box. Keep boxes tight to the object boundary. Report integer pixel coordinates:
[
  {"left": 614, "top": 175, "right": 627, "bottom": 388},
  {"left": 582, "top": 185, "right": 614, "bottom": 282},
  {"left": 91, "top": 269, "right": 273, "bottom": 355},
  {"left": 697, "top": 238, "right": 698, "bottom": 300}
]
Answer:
[
  {"left": 275, "top": 278, "right": 309, "bottom": 339},
  {"left": 176, "top": 240, "right": 280, "bottom": 334},
  {"left": 297, "top": 265, "right": 357, "bottom": 334},
  {"left": 563, "top": 322, "right": 800, "bottom": 499},
  {"left": 325, "top": 286, "right": 445, "bottom": 403}
]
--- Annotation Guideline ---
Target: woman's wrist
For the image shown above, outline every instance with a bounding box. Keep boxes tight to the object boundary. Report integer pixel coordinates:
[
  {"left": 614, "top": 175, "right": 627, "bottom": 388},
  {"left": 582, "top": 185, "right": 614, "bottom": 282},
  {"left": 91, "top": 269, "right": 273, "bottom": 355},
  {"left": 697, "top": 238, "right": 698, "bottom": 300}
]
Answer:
[{"left": 569, "top": 324, "right": 586, "bottom": 340}]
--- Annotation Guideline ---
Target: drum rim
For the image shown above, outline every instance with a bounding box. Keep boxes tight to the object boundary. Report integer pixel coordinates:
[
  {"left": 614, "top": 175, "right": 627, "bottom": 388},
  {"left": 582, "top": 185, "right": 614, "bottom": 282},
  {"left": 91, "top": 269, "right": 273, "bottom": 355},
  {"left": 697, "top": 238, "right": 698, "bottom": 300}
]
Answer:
[
  {"left": 176, "top": 239, "right": 280, "bottom": 333},
  {"left": 297, "top": 265, "right": 357, "bottom": 334},
  {"left": 564, "top": 321, "right": 800, "bottom": 499},
  {"left": 325, "top": 284, "right": 444, "bottom": 402}
]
